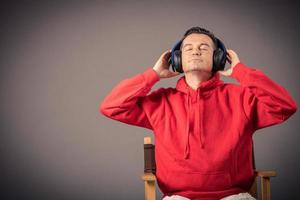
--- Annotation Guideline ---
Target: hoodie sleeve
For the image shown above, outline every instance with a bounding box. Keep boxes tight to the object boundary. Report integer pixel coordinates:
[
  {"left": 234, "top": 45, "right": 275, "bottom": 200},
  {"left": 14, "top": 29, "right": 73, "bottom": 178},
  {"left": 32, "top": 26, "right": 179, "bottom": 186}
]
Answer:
[
  {"left": 230, "top": 62, "right": 298, "bottom": 130},
  {"left": 99, "top": 68, "right": 160, "bottom": 130}
]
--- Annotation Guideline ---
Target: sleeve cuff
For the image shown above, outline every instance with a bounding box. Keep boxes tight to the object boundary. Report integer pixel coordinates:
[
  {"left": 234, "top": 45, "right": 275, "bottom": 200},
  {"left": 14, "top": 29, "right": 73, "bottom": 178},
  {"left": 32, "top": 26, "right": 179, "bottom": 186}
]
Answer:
[
  {"left": 141, "top": 68, "right": 160, "bottom": 87},
  {"left": 230, "top": 62, "right": 252, "bottom": 82}
]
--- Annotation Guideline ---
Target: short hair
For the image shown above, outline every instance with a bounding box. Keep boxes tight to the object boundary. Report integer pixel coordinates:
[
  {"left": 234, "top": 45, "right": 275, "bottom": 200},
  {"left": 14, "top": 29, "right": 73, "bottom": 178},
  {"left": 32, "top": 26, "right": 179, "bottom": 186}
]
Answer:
[{"left": 180, "top": 27, "right": 218, "bottom": 50}]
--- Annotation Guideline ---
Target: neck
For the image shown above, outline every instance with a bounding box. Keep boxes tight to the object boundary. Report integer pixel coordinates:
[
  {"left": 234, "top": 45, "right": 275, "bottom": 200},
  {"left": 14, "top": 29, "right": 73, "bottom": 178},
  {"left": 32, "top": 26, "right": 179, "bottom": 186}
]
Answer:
[{"left": 185, "top": 71, "right": 213, "bottom": 91}]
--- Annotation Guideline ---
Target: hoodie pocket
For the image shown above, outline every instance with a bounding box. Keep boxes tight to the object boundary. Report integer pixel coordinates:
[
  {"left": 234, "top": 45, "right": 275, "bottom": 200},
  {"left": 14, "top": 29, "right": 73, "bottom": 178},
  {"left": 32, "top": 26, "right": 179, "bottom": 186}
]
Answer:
[{"left": 165, "top": 170, "right": 232, "bottom": 192}]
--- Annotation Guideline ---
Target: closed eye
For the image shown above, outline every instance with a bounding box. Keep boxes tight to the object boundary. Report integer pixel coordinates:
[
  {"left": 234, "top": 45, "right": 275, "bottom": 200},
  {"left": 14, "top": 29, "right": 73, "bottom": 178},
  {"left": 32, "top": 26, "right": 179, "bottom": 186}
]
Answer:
[{"left": 184, "top": 47, "right": 209, "bottom": 52}]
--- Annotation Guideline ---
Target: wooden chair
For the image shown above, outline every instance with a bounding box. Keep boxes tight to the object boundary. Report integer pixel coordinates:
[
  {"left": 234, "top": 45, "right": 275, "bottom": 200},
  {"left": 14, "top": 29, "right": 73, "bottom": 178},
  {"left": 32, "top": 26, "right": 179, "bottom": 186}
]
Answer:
[{"left": 141, "top": 137, "right": 276, "bottom": 200}]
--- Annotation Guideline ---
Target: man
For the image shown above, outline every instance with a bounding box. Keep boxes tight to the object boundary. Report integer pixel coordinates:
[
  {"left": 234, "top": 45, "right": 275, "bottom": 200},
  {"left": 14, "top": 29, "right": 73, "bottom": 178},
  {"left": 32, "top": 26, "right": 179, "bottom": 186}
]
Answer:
[{"left": 100, "top": 27, "right": 297, "bottom": 200}]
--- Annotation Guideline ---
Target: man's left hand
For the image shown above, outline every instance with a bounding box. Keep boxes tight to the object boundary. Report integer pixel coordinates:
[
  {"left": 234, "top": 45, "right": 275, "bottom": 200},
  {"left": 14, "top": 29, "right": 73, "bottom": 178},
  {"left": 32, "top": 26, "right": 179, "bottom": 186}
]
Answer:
[{"left": 218, "top": 49, "right": 240, "bottom": 77}]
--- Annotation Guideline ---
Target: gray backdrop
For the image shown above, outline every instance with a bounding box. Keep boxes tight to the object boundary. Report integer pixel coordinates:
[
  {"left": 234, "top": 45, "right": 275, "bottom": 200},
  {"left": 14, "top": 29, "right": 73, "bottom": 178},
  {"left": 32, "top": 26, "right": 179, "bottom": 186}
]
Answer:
[{"left": 1, "top": 0, "right": 299, "bottom": 199}]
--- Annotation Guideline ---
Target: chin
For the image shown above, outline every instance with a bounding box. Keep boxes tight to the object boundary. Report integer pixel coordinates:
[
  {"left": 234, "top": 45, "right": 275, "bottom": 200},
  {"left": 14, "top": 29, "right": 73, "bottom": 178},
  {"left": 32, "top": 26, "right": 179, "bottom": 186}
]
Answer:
[{"left": 185, "top": 65, "right": 205, "bottom": 72}]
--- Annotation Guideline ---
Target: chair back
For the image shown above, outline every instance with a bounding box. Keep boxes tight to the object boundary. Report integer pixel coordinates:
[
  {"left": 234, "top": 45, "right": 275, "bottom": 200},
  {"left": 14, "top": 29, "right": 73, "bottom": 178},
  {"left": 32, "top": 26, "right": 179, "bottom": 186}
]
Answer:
[{"left": 144, "top": 137, "right": 156, "bottom": 174}]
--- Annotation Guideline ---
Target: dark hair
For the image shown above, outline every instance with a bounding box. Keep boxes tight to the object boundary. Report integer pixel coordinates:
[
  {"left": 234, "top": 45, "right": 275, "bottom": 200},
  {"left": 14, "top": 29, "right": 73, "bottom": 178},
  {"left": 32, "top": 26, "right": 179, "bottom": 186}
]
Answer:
[{"left": 180, "top": 26, "right": 218, "bottom": 50}]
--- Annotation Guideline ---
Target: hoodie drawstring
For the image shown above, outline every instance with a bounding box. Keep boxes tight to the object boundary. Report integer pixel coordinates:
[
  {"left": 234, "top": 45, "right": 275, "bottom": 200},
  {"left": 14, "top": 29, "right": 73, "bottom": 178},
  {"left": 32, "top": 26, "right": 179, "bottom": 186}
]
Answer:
[
  {"left": 198, "top": 90, "right": 205, "bottom": 149},
  {"left": 184, "top": 89, "right": 191, "bottom": 159},
  {"left": 184, "top": 89, "right": 205, "bottom": 159},
  {"left": 177, "top": 73, "right": 222, "bottom": 160}
]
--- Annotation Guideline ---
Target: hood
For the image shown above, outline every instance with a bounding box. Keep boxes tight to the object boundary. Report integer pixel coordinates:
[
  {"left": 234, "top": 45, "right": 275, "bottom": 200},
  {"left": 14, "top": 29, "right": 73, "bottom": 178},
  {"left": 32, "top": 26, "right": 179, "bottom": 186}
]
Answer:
[{"left": 176, "top": 72, "right": 224, "bottom": 159}]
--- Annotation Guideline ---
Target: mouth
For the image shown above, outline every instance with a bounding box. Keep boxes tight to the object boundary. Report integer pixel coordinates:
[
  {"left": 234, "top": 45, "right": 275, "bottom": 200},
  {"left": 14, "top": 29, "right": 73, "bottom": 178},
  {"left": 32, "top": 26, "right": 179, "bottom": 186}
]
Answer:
[{"left": 189, "top": 58, "right": 202, "bottom": 62}]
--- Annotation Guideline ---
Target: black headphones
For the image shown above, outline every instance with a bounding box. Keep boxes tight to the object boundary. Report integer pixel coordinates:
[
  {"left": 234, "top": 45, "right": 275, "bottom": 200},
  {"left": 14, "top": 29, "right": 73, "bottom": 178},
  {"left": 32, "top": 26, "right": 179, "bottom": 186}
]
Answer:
[{"left": 168, "top": 35, "right": 227, "bottom": 74}]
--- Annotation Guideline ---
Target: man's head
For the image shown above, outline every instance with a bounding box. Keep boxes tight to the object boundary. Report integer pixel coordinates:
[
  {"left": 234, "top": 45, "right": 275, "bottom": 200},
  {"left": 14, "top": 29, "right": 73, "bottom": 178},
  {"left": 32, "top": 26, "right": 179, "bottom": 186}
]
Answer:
[{"left": 180, "top": 27, "right": 218, "bottom": 74}]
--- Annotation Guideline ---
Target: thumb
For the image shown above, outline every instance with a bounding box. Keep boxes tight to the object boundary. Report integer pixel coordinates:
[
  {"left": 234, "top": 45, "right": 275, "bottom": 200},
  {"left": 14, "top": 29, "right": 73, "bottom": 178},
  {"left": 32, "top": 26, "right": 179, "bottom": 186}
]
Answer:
[
  {"left": 217, "top": 68, "right": 231, "bottom": 77},
  {"left": 166, "top": 71, "right": 180, "bottom": 78}
]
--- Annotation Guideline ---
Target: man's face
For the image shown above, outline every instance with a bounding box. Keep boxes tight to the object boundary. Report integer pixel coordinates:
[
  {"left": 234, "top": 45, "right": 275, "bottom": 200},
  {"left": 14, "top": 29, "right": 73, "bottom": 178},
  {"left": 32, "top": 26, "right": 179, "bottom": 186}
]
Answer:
[{"left": 181, "top": 33, "right": 215, "bottom": 74}]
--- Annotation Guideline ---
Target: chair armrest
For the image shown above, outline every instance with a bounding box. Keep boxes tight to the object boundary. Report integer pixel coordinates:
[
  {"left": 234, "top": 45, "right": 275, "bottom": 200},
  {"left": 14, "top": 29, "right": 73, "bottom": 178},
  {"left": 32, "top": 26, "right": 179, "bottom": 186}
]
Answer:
[
  {"left": 142, "top": 172, "right": 156, "bottom": 200},
  {"left": 254, "top": 170, "right": 276, "bottom": 200},
  {"left": 142, "top": 172, "right": 156, "bottom": 182},
  {"left": 255, "top": 170, "right": 277, "bottom": 178}
]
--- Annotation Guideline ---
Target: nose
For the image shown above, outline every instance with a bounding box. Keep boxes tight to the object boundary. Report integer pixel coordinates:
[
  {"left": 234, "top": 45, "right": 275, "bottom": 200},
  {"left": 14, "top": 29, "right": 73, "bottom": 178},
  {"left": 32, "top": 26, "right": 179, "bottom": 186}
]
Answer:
[{"left": 192, "top": 48, "right": 201, "bottom": 55}]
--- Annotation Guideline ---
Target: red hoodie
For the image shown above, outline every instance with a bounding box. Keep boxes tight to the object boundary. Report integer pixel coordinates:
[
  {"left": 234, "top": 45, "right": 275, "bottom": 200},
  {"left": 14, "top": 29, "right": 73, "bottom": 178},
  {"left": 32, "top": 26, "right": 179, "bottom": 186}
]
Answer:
[{"left": 100, "top": 62, "right": 297, "bottom": 200}]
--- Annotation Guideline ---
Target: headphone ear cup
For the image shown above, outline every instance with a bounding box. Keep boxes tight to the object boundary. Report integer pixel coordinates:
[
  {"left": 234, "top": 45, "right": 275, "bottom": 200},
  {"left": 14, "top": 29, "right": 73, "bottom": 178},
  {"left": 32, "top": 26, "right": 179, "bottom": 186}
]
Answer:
[
  {"left": 173, "top": 50, "right": 184, "bottom": 73},
  {"left": 213, "top": 48, "right": 226, "bottom": 73},
  {"left": 212, "top": 38, "right": 227, "bottom": 73}
]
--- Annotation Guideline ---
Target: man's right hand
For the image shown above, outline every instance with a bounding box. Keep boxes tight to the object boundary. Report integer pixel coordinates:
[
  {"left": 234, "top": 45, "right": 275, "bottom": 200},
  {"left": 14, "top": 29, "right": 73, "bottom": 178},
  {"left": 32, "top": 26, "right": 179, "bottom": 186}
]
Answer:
[{"left": 153, "top": 50, "right": 180, "bottom": 79}]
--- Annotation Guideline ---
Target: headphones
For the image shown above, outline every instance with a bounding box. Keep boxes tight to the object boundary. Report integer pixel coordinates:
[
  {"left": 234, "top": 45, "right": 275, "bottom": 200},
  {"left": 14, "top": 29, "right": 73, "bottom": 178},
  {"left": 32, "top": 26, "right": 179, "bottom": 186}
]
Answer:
[{"left": 168, "top": 35, "right": 227, "bottom": 74}]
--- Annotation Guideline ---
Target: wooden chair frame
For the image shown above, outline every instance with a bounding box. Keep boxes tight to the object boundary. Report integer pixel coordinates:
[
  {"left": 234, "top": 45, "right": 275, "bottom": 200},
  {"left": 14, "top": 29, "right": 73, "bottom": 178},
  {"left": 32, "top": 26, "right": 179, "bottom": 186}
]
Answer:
[{"left": 141, "top": 137, "right": 276, "bottom": 200}]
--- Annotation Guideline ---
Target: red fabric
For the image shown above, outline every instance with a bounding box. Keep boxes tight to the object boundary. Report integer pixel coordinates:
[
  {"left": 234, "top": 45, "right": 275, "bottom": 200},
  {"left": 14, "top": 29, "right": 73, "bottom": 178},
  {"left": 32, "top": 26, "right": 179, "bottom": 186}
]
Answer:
[{"left": 100, "top": 62, "right": 297, "bottom": 200}]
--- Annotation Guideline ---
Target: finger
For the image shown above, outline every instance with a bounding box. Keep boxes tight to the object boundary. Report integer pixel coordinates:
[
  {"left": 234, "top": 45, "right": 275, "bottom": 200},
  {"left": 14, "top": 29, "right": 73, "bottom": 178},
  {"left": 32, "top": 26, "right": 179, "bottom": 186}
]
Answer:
[
  {"left": 167, "top": 71, "right": 180, "bottom": 77},
  {"left": 161, "top": 49, "right": 170, "bottom": 55},
  {"left": 163, "top": 50, "right": 172, "bottom": 57},
  {"left": 164, "top": 49, "right": 172, "bottom": 54},
  {"left": 164, "top": 53, "right": 172, "bottom": 60},
  {"left": 218, "top": 69, "right": 230, "bottom": 77},
  {"left": 228, "top": 49, "right": 237, "bottom": 57},
  {"left": 227, "top": 50, "right": 234, "bottom": 55},
  {"left": 226, "top": 57, "right": 232, "bottom": 64},
  {"left": 217, "top": 71, "right": 225, "bottom": 76}
]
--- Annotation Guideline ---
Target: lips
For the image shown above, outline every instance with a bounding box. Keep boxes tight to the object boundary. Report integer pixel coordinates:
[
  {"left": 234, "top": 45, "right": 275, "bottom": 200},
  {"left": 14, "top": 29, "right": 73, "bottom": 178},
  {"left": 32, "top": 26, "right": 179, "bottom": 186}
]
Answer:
[{"left": 189, "top": 58, "right": 202, "bottom": 62}]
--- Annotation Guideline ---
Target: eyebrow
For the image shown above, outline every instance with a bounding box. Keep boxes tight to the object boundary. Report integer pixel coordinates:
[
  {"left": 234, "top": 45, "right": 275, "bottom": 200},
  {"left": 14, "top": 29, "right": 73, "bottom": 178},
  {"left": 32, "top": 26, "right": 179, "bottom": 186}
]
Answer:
[{"left": 182, "top": 43, "right": 210, "bottom": 48}]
